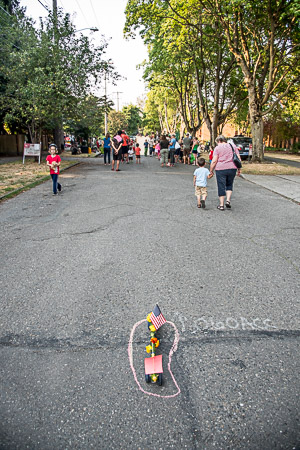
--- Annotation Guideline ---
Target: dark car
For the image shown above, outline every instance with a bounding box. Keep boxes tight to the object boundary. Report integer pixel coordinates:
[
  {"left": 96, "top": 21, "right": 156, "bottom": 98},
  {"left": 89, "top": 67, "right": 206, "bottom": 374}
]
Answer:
[{"left": 228, "top": 136, "right": 252, "bottom": 160}]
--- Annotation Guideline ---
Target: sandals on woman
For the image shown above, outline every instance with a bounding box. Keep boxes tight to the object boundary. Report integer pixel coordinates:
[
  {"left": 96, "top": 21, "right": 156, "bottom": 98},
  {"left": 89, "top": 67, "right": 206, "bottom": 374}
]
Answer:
[
  {"left": 217, "top": 205, "right": 225, "bottom": 211},
  {"left": 225, "top": 201, "right": 231, "bottom": 209}
]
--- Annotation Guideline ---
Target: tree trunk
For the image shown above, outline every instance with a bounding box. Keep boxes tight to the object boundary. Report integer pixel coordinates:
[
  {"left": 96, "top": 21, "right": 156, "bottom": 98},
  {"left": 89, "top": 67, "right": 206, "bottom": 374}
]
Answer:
[
  {"left": 211, "top": 119, "right": 218, "bottom": 148},
  {"left": 179, "top": 115, "right": 185, "bottom": 139},
  {"left": 158, "top": 112, "right": 164, "bottom": 133},
  {"left": 164, "top": 101, "right": 170, "bottom": 134},
  {"left": 54, "top": 126, "right": 64, "bottom": 154},
  {"left": 248, "top": 87, "right": 264, "bottom": 162},
  {"left": 28, "top": 125, "right": 33, "bottom": 144},
  {"left": 250, "top": 116, "right": 264, "bottom": 162}
]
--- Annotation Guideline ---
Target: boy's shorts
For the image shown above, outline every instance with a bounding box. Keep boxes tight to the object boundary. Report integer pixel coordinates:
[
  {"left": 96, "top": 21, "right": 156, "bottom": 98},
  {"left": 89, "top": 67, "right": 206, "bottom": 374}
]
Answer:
[{"left": 195, "top": 186, "right": 207, "bottom": 196}]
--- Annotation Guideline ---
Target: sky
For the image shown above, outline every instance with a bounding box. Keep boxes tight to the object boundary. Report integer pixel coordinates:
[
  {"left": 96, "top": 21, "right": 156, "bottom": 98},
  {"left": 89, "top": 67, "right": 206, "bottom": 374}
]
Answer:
[{"left": 19, "top": 0, "right": 148, "bottom": 110}]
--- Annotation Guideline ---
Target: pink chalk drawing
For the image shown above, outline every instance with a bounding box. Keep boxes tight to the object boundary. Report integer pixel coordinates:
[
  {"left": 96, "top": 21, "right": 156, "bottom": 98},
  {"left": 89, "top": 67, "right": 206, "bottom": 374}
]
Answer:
[{"left": 128, "top": 319, "right": 181, "bottom": 398}]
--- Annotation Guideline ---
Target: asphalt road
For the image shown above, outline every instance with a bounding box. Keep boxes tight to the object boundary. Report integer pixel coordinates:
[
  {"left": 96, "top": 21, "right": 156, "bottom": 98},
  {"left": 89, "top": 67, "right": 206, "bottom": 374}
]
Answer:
[{"left": 1, "top": 157, "right": 299, "bottom": 449}]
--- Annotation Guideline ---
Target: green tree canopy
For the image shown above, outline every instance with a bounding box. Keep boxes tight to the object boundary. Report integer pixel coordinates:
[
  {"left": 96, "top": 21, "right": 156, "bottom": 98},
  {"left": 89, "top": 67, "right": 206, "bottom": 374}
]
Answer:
[
  {"left": 125, "top": 0, "right": 300, "bottom": 158},
  {"left": 125, "top": 0, "right": 247, "bottom": 143},
  {"left": 107, "top": 110, "right": 128, "bottom": 135},
  {"left": 0, "top": 3, "right": 119, "bottom": 146},
  {"left": 122, "top": 104, "right": 143, "bottom": 134}
]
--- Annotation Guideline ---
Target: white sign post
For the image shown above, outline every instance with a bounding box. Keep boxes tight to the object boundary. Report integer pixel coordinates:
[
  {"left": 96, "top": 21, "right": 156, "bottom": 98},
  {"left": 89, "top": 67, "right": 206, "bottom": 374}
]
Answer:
[{"left": 23, "top": 143, "right": 41, "bottom": 164}]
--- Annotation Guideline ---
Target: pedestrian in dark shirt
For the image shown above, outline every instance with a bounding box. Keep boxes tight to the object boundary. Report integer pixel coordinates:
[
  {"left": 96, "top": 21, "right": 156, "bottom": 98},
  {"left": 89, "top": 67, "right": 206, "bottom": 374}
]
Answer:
[
  {"left": 103, "top": 133, "right": 111, "bottom": 165},
  {"left": 160, "top": 135, "right": 169, "bottom": 167}
]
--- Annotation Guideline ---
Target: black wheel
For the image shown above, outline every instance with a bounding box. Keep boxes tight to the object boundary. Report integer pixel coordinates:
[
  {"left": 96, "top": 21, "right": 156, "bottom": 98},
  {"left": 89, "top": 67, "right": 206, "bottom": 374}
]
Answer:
[
  {"left": 158, "top": 373, "right": 163, "bottom": 386},
  {"left": 145, "top": 374, "right": 151, "bottom": 383}
]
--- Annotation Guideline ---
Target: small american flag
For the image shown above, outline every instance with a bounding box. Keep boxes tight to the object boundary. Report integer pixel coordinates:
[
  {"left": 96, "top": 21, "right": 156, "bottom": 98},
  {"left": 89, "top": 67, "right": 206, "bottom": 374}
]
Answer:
[{"left": 150, "top": 304, "right": 166, "bottom": 330}]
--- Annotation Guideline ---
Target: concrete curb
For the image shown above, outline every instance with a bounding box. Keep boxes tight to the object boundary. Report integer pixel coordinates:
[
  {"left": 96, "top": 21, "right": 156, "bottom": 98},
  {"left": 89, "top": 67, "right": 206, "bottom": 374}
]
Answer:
[
  {"left": 240, "top": 174, "right": 300, "bottom": 205},
  {"left": 0, "top": 162, "right": 81, "bottom": 202}
]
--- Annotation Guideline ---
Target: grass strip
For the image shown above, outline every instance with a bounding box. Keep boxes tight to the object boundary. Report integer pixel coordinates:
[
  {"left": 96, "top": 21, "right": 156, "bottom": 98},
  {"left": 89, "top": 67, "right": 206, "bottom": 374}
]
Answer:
[
  {"left": 201, "top": 154, "right": 300, "bottom": 175},
  {"left": 0, "top": 162, "right": 80, "bottom": 202}
]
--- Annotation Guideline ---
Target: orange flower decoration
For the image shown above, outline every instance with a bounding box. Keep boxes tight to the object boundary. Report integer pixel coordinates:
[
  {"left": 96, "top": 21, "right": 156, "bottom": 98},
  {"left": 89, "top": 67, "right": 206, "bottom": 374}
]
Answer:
[{"left": 150, "top": 337, "right": 158, "bottom": 343}]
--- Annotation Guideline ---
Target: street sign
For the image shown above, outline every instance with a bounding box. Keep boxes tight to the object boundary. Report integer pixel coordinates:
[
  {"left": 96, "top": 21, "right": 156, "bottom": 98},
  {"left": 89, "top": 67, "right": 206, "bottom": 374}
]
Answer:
[{"left": 23, "top": 143, "right": 41, "bottom": 164}]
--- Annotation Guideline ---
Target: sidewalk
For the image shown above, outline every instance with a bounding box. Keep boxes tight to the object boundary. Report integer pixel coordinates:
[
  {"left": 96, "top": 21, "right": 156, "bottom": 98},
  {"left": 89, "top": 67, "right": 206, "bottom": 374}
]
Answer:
[{"left": 242, "top": 174, "right": 300, "bottom": 203}]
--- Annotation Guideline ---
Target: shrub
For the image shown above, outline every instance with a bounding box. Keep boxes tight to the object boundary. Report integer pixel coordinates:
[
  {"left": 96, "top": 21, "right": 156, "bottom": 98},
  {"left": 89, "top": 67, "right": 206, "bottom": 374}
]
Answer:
[{"left": 291, "top": 142, "right": 300, "bottom": 154}]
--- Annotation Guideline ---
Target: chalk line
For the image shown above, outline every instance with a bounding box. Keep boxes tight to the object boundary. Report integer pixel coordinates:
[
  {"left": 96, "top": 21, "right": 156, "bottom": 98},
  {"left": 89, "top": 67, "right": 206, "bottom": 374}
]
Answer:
[{"left": 128, "top": 319, "right": 181, "bottom": 398}]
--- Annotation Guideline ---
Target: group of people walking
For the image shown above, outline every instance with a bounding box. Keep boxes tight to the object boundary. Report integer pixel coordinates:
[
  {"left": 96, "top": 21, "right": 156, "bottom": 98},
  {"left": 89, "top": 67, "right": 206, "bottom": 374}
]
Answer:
[
  {"left": 47, "top": 131, "right": 241, "bottom": 211},
  {"left": 101, "top": 131, "right": 213, "bottom": 168},
  {"left": 158, "top": 133, "right": 205, "bottom": 167},
  {"left": 103, "top": 131, "right": 242, "bottom": 210},
  {"left": 136, "top": 132, "right": 211, "bottom": 166},
  {"left": 103, "top": 130, "right": 142, "bottom": 170}
]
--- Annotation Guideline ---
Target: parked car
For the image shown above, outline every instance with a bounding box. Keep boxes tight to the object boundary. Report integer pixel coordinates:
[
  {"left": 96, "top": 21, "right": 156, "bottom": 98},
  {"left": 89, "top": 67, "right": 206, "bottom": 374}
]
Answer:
[{"left": 228, "top": 136, "right": 252, "bottom": 160}]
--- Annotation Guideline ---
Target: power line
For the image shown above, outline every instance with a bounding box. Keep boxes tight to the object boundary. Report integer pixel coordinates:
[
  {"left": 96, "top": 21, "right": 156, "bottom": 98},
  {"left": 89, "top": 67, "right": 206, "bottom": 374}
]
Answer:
[
  {"left": 0, "top": 5, "right": 11, "bottom": 16},
  {"left": 42, "top": 0, "right": 52, "bottom": 8},
  {"left": 37, "top": 0, "right": 50, "bottom": 12},
  {"left": 0, "top": 6, "right": 21, "bottom": 49},
  {"left": 89, "top": 0, "right": 101, "bottom": 30},
  {"left": 74, "top": 0, "right": 90, "bottom": 28}
]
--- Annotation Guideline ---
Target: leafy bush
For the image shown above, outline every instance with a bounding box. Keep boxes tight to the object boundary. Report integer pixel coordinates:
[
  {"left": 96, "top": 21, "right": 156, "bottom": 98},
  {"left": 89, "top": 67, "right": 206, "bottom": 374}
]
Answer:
[{"left": 291, "top": 142, "right": 300, "bottom": 154}]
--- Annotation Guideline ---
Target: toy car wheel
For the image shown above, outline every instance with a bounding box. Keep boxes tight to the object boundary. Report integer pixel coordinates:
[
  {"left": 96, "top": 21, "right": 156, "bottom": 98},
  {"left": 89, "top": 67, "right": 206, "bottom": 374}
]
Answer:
[
  {"left": 145, "top": 374, "right": 151, "bottom": 383},
  {"left": 158, "top": 373, "right": 163, "bottom": 386}
]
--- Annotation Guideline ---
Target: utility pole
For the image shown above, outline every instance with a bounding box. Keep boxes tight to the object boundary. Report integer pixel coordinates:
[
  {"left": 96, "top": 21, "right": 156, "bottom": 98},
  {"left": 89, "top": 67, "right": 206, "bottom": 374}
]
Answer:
[
  {"left": 52, "top": 0, "right": 58, "bottom": 41},
  {"left": 52, "top": 0, "right": 57, "bottom": 34},
  {"left": 52, "top": 0, "right": 64, "bottom": 152},
  {"left": 104, "top": 73, "right": 108, "bottom": 135},
  {"left": 113, "top": 92, "right": 123, "bottom": 112},
  {"left": 104, "top": 59, "right": 113, "bottom": 135}
]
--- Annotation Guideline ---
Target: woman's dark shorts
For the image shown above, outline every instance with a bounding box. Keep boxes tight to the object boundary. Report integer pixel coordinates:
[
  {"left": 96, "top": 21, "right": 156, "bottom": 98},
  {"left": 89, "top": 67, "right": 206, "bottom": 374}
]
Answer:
[
  {"left": 122, "top": 146, "right": 128, "bottom": 155},
  {"left": 113, "top": 149, "right": 122, "bottom": 161},
  {"left": 215, "top": 169, "right": 237, "bottom": 196}
]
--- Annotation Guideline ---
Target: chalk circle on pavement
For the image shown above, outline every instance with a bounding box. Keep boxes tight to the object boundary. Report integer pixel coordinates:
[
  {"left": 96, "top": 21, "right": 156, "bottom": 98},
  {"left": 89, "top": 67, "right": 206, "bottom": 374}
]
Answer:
[{"left": 128, "top": 319, "right": 181, "bottom": 398}]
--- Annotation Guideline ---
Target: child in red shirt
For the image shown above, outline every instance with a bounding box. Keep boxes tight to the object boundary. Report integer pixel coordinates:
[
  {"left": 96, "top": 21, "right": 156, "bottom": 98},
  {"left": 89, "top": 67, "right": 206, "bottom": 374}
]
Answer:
[
  {"left": 46, "top": 144, "right": 62, "bottom": 195},
  {"left": 209, "top": 147, "right": 214, "bottom": 166},
  {"left": 135, "top": 144, "right": 141, "bottom": 164}
]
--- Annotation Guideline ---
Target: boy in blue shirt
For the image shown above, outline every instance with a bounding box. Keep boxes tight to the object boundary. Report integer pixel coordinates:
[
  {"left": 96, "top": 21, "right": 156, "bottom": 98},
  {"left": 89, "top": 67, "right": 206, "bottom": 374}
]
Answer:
[
  {"left": 169, "top": 133, "right": 176, "bottom": 166},
  {"left": 193, "top": 157, "right": 213, "bottom": 208}
]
